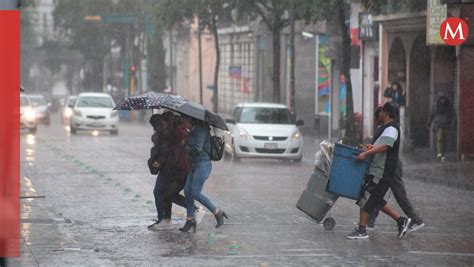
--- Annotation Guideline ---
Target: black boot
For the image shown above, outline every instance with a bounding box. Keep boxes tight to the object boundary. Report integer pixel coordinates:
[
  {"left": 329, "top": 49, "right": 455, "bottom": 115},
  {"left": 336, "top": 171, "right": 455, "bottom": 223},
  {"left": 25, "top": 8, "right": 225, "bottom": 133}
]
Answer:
[
  {"left": 179, "top": 219, "right": 196, "bottom": 233},
  {"left": 214, "top": 210, "right": 228, "bottom": 228}
]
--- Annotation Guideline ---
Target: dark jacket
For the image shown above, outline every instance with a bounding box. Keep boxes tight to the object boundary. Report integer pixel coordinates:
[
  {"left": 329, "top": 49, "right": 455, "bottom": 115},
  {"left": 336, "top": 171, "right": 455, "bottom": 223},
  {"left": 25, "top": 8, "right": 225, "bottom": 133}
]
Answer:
[
  {"left": 427, "top": 96, "right": 455, "bottom": 131},
  {"left": 371, "top": 121, "right": 401, "bottom": 180},
  {"left": 384, "top": 87, "right": 405, "bottom": 106}
]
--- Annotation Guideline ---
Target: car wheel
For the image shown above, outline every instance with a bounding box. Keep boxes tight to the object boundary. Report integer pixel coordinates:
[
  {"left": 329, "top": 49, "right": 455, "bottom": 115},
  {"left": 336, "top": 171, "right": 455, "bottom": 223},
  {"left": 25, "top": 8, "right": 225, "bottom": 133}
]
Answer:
[
  {"left": 231, "top": 140, "right": 240, "bottom": 162},
  {"left": 223, "top": 149, "right": 232, "bottom": 161},
  {"left": 45, "top": 117, "right": 50, "bottom": 126},
  {"left": 293, "top": 156, "right": 303, "bottom": 163},
  {"left": 110, "top": 130, "right": 119, "bottom": 136},
  {"left": 70, "top": 127, "right": 77, "bottom": 135},
  {"left": 28, "top": 126, "right": 37, "bottom": 134}
]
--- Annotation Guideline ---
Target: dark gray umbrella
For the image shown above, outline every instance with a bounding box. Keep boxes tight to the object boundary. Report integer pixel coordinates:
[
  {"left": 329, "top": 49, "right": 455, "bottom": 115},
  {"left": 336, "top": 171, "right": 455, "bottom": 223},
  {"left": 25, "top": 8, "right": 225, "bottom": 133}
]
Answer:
[
  {"left": 168, "top": 101, "right": 228, "bottom": 131},
  {"left": 114, "top": 91, "right": 228, "bottom": 130}
]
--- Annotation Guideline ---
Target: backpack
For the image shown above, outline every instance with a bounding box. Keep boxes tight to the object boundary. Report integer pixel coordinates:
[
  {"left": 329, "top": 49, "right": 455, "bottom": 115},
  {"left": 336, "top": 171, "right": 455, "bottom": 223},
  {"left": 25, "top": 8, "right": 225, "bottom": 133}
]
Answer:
[{"left": 208, "top": 129, "right": 225, "bottom": 161}]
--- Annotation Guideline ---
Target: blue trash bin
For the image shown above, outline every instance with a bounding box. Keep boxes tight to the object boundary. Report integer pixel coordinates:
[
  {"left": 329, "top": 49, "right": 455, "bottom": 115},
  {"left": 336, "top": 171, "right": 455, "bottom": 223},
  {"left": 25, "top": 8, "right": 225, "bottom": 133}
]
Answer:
[{"left": 327, "top": 143, "right": 372, "bottom": 200}]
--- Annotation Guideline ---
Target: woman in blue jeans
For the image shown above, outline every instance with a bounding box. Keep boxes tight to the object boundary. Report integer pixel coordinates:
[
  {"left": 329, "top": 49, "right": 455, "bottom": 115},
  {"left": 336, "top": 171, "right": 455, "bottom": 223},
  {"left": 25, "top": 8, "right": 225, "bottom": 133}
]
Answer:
[{"left": 179, "top": 115, "right": 227, "bottom": 233}]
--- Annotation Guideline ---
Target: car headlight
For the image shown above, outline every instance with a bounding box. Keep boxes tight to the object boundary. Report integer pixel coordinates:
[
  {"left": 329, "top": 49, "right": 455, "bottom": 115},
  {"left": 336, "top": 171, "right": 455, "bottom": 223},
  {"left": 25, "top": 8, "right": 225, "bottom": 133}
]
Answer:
[
  {"left": 238, "top": 128, "right": 250, "bottom": 140},
  {"left": 73, "top": 109, "right": 82, "bottom": 117},
  {"left": 64, "top": 108, "right": 73, "bottom": 118},
  {"left": 111, "top": 110, "right": 118, "bottom": 118},
  {"left": 25, "top": 108, "right": 36, "bottom": 122},
  {"left": 291, "top": 131, "right": 302, "bottom": 141}
]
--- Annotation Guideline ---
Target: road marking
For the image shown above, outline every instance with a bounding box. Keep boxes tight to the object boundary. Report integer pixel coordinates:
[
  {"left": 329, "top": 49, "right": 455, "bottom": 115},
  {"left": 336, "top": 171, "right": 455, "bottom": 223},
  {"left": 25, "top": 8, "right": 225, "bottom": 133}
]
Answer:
[
  {"left": 408, "top": 251, "right": 474, "bottom": 257},
  {"left": 193, "top": 253, "right": 335, "bottom": 258}
]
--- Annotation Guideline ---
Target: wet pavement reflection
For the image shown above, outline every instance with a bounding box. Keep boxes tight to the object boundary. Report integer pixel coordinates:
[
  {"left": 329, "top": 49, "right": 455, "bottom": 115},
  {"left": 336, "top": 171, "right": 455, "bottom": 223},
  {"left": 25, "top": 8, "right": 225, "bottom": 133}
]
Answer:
[{"left": 11, "top": 114, "right": 474, "bottom": 266}]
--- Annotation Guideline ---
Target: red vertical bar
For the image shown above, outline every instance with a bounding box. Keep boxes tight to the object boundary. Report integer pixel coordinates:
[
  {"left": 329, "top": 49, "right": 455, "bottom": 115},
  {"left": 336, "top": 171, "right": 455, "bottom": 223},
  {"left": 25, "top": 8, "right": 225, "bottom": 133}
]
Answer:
[{"left": 0, "top": 10, "right": 20, "bottom": 257}]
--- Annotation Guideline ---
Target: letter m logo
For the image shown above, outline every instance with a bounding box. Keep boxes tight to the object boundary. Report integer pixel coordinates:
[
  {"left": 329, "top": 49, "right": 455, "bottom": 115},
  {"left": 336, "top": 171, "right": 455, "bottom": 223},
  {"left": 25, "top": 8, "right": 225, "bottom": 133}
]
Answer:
[{"left": 440, "top": 18, "right": 469, "bottom": 46}]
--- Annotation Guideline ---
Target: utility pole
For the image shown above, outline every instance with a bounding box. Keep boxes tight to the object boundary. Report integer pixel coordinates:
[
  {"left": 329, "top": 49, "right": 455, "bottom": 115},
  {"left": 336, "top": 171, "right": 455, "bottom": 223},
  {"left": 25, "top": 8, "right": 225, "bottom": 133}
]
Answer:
[
  {"left": 169, "top": 30, "right": 173, "bottom": 90},
  {"left": 198, "top": 18, "right": 203, "bottom": 105},
  {"left": 290, "top": 0, "right": 296, "bottom": 117}
]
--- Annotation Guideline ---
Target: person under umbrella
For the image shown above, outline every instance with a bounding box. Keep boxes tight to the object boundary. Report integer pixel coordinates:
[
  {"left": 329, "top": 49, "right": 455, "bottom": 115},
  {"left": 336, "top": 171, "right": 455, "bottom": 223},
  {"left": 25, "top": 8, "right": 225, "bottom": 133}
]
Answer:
[
  {"left": 179, "top": 115, "right": 227, "bottom": 233},
  {"left": 147, "top": 113, "right": 196, "bottom": 229}
]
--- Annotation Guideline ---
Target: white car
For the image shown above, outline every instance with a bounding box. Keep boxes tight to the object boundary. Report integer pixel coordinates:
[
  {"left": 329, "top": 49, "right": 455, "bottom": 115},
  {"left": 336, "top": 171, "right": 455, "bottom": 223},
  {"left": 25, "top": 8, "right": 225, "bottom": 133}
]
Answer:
[
  {"left": 223, "top": 103, "right": 304, "bottom": 162},
  {"left": 20, "top": 93, "right": 38, "bottom": 133},
  {"left": 61, "top": 95, "right": 77, "bottom": 125},
  {"left": 29, "top": 94, "right": 51, "bottom": 125},
  {"left": 70, "top": 93, "right": 119, "bottom": 135}
]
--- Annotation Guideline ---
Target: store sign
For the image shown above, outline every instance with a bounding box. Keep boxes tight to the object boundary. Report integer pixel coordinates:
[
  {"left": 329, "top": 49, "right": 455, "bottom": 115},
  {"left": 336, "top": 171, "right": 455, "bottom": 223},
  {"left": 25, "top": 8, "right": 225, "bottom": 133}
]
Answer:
[
  {"left": 440, "top": 17, "right": 469, "bottom": 46},
  {"left": 359, "top": 12, "right": 378, "bottom": 40},
  {"left": 228, "top": 66, "right": 242, "bottom": 79},
  {"left": 426, "top": 0, "right": 447, "bottom": 45}
]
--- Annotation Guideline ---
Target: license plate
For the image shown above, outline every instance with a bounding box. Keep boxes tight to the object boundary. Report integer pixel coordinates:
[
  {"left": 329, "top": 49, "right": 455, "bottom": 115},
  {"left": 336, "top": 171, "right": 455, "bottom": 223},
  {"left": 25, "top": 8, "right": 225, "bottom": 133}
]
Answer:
[
  {"left": 264, "top": 143, "right": 278, "bottom": 149},
  {"left": 90, "top": 122, "right": 104, "bottom": 127}
]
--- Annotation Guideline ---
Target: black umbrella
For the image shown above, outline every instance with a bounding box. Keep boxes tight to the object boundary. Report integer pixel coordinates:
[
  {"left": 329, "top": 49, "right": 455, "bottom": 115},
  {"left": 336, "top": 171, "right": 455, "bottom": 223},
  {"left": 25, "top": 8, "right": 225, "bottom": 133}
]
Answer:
[
  {"left": 166, "top": 101, "right": 228, "bottom": 131},
  {"left": 114, "top": 91, "right": 228, "bottom": 130},
  {"left": 113, "top": 91, "right": 185, "bottom": 110}
]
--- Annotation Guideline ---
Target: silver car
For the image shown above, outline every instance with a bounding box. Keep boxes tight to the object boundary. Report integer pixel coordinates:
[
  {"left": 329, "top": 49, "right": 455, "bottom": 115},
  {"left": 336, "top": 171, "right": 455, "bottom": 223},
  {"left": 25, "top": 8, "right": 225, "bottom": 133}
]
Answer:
[{"left": 29, "top": 95, "right": 51, "bottom": 125}]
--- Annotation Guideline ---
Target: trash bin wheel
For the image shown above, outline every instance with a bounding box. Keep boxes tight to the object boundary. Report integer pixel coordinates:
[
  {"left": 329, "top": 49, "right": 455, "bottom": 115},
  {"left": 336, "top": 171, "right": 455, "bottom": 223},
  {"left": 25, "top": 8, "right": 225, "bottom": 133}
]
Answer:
[{"left": 323, "top": 217, "right": 336, "bottom": 230}]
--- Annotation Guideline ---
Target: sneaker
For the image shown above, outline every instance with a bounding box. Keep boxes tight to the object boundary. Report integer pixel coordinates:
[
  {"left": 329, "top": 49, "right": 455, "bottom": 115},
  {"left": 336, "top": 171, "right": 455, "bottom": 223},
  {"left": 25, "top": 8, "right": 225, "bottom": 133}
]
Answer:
[
  {"left": 397, "top": 217, "right": 411, "bottom": 238},
  {"left": 346, "top": 227, "right": 369, "bottom": 240},
  {"left": 409, "top": 221, "right": 425, "bottom": 232},
  {"left": 195, "top": 207, "right": 206, "bottom": 224},
  {"left": 440, "top": 157, "right": 446, "bottom": 163},
  {"left": 367, "top": 222, "right": 375, "bottom": 229},
  {"left": 437, "top": 153, "right": 443, "bottom": 160}
]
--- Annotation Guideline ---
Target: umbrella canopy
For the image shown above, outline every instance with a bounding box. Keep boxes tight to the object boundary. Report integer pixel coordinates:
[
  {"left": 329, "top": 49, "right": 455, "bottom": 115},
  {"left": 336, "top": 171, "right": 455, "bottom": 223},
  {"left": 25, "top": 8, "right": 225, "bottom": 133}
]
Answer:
[
  {"left": 114, "top": 91, "right": 228, "bottom": 130},
  {"left": 168, "top": 101, "right": 228, "bottom": 131},
  {"left": 113, "top": 91, "right": 185, "bottom": 110}
]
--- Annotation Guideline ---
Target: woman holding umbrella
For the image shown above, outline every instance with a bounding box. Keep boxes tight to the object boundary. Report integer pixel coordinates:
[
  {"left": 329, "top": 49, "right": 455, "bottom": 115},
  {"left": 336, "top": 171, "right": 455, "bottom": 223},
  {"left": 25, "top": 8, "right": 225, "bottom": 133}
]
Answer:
[
  {"left": 147, "top": 113, "right": 191, "bottom": 229},
  {"left": 179, "top": 115, "right": 228, "bottom": 233}
]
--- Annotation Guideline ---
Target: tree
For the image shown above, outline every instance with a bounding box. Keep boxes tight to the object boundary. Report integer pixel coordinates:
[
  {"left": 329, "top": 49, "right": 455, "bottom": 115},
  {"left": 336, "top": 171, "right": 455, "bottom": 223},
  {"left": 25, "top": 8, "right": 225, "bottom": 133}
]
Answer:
[
  {"left": 234, "top": 0, "right": 292, "bottom": 103},
  {"left": 54, "top": 0, "right": 169, "bottom": 95},
  {"left": 156, "top": 0, "right": 232, "bottom": 113},
  {"left": 53, "top": 0, "right": 115, "bottom": 91}
]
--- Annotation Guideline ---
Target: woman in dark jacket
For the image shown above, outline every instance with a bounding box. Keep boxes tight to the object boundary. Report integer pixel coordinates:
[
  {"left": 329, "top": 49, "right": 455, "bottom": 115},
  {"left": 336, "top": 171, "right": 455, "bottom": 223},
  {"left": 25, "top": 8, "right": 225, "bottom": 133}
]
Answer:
[
  {"left": 179, "top": 115, "right": 227, "bottom": 233},
  {"left": 147, "top": 113, "right": 191, "bottom": 229}
]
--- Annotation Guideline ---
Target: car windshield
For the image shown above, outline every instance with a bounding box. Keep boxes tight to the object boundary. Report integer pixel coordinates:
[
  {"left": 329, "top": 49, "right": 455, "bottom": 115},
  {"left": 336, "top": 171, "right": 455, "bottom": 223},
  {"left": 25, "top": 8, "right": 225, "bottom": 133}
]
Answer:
[
  {"left": 77, "top": 96, "right": 113, "bottom": 108},
  {"left": 20, "top": 96, "right": 30, "bottom": 107},
  {"left": 30, "top": 97, "right": 47, "bottom": 106},
  {"left": 239, "top": 107, "right": 293, "bottom": 124}
]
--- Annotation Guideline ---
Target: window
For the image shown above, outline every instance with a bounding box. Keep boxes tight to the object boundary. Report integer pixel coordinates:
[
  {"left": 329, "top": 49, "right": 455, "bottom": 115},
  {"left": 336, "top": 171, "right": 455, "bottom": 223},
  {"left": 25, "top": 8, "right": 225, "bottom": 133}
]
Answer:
[
  {"left": 238, "top": 107, "right": 293, "bottom": 124},
  {"left": 77, "top": 97, "right": 113, "bottom": 108}
]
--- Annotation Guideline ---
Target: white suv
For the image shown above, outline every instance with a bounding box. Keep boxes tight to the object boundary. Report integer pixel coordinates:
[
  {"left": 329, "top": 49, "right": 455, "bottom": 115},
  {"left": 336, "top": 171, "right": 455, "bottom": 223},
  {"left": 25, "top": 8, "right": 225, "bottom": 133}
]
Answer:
[
  {"left": 223, "top": 103, "right": 304, "bottom": 162},
  {"left": 70, "top": 93, "right": 119, "bottom": 135},
  {"left": 20, "top": 93, "right": 38, "bottom": 133}
]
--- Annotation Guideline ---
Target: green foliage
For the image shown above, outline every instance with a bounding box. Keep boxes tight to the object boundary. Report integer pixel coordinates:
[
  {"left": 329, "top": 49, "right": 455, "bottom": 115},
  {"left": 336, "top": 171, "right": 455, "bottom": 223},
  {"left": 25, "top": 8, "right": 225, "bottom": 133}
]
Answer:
[
  {"left": 361, "top": 0, "right": 427, "bottom": 14},
  {"left": 53, "top": 0, "right": 168, "bottom": 91}
]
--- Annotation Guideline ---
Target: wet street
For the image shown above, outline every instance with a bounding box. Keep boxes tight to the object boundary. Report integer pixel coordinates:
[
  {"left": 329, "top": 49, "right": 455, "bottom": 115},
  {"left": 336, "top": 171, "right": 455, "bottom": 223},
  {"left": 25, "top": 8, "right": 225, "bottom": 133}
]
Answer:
[{"left": 11, "top": 116, "right": 474, "bottom": 266}]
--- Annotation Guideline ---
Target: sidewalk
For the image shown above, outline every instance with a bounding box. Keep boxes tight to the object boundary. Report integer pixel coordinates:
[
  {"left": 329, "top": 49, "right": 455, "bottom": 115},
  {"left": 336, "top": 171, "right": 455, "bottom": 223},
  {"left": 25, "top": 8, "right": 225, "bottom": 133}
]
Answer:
[{"left": 302, "top": 135, "right": 474, "bottom": 191}]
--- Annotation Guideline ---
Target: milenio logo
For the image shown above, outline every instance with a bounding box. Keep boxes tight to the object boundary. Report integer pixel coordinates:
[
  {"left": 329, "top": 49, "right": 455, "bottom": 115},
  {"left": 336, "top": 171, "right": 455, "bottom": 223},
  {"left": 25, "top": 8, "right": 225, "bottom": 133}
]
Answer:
[{"left": 440, "top": 17, "right": 469, "bottom": 46}]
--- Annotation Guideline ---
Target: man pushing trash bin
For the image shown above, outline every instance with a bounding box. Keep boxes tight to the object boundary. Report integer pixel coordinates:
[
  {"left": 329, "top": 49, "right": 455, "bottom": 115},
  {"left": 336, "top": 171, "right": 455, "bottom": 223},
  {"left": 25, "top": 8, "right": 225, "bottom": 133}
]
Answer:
[{"left": 346, "top": 102, "right": 411, "bottom": 240}]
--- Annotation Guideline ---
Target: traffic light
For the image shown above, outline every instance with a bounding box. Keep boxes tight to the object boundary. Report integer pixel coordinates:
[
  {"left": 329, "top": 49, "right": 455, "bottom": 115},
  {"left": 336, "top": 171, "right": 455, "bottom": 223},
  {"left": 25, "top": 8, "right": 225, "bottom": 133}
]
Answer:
[{"left": 130, "top": 65, "right": 136, "bottom": 74}]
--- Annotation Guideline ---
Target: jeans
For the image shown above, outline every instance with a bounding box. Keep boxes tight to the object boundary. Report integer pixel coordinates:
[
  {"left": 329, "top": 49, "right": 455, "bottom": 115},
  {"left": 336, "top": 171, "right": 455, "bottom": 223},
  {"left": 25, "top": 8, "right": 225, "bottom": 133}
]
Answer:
[
  {"left": 436, "top": 128, "right": 448, "bottom": 156},
  {"left": 154, "top": 172, "right": 188, "bottom": 220},
  {"left": 184, "top": 161, "right": 216, "bottom": 218},
  {"left": 368, "top": 171, "right": 423, "bottom": 225},
  {"left": 163, "top": 194, "right": 186, "bottom": 219},
  {"left": 153, "top": 174, "right": 164, "bottom": 220}
]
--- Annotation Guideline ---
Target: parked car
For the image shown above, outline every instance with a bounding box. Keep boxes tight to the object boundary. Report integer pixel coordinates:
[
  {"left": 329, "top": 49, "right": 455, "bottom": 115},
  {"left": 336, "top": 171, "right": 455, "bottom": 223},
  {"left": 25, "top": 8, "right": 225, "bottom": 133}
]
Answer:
[
  {"left": 61, "top": 95, "right": 77, "bottom": 125},
  {"left": 28, "top": 95, "right": 50, "bottom": 125},
  {"left": 70, "top": 93, "right": 119, "bottom": 135},
  {"left": 223, "top": 103, "right": 304, "bottom": 162},
  {"left": 20, "top": 93, "right": 37, "bottom": 133}
]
